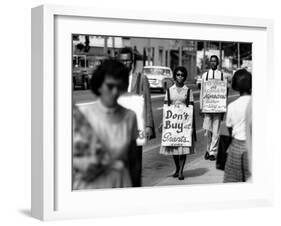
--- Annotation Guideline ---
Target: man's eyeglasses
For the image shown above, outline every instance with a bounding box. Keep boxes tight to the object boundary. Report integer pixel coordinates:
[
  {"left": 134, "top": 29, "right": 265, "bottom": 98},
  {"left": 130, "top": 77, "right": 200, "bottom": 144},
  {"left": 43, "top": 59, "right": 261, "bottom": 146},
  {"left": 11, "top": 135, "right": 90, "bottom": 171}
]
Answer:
[{"left": 120, "top": 59, "right": 132, "bottom": 63}]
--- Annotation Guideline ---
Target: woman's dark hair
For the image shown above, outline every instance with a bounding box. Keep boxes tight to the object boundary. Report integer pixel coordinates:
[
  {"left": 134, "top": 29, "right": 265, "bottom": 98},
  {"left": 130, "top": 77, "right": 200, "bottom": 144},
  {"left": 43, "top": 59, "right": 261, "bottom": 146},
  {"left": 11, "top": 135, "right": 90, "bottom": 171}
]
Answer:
[
  {"left": 90, "top": 59, "right": 129, "bottom": 96},
  {"left": 173, "top": 66, "right": 188, "bottom": 81},
  {"left": 231, "top": 68, "right": 252, "bottom": 94}
]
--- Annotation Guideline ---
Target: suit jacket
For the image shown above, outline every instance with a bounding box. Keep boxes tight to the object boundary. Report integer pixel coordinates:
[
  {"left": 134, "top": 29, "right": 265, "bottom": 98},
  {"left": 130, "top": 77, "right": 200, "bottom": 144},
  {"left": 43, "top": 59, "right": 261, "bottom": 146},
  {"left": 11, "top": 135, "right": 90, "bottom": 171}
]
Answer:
[{"left": 129, "top": 72, "right": 156, "bottom": 139}]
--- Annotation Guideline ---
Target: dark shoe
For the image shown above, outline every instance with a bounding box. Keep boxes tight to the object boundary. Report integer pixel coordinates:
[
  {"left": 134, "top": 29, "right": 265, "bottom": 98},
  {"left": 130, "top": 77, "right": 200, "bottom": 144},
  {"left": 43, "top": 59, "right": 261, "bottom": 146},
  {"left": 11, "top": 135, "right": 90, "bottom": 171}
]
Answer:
[
  {"left": 208, "top": 155, "right": 216, "bottom": 161},
  {"left": 172, "top": 171, "right": 179, "bottom": 178},
  {"left": 204, "top": 152, "right": 210, "bottom": 160},
  {"left": 178, "top": 175, "right": 184, "bottom": 180}
]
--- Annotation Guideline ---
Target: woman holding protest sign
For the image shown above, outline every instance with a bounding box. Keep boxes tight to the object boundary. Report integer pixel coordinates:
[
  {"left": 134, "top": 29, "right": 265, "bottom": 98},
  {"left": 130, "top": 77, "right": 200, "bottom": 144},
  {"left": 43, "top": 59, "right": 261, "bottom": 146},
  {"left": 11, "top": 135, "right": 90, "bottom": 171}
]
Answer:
[
  {"left": 223, "top": 69, "right": 251, "bottom": 182},
  {"left": 159, "top": 66, "right": 196, "bottom": 180},
  {"left": 73, "top": 59, "right": 139, "bottom": 189}
]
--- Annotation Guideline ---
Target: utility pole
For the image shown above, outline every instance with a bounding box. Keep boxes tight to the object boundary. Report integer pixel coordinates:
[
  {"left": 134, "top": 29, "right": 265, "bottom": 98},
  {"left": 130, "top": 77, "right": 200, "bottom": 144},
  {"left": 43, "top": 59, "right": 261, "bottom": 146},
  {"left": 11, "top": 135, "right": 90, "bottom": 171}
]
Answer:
[
  {"left": 104, "top": 36, "right": 108, "bottom": 56},
  {"left": 219, "top": 42, "right": 222, "bottom": 70},
  {"left": 179, "top": 46, "right": 182, "bottom": 66},
  {"left": 112, "top": 37, "right": 115, "bottom": 57},
  {"left": 203, "top": 41, "right": 207, "bottom": 70},
  {"left": 237, "top": 42, "right": 241, "bottom": 68},
  {"left": 194, "top": 40, "right": 198, "bottom": 78},
  {"left": 149, "top": 39, "right": 153, "bottom": 66}
]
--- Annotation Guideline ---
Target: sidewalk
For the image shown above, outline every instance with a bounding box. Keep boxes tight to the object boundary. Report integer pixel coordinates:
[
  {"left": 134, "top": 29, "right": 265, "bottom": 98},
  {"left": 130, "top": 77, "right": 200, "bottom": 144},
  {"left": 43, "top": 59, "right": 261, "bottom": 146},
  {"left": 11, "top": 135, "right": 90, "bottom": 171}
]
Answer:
[
  {"left": 154, "top": 121, "right": 230, "bottom": 186},
  {"left": 155, "top": 154, "right": 224, "bottom": 186}
]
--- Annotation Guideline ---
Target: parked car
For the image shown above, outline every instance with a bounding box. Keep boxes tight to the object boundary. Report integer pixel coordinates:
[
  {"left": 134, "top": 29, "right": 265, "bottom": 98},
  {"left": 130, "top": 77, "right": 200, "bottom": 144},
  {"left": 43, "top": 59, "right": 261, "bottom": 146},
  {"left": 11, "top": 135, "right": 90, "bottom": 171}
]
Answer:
[
  {"left": 143, "top": 66, "right": 173, "bottom": 93},
  {"left": 72, "top": 68, "right": 90, "bottom": 90}
]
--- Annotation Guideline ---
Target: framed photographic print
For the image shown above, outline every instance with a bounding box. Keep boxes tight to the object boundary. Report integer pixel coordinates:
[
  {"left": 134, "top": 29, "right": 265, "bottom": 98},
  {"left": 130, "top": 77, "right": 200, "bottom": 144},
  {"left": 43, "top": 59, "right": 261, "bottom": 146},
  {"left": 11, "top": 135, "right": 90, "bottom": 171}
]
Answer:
[{"left": 31, "top": 4, "right": 274, "bottom": 221}]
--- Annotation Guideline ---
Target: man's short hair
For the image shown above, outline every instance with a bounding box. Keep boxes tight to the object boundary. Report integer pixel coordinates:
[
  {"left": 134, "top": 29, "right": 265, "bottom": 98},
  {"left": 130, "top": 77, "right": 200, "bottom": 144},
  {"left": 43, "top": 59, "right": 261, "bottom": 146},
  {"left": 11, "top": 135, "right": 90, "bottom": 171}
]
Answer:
[
  {"left": 118, "top": 47, "right": 136, "bottom": 70},
  {"left": 210, "top": 55, "right": 219, "bottom": 64},
  {"left": 119, "top": 47, "right": 133, "bottom": 57}
]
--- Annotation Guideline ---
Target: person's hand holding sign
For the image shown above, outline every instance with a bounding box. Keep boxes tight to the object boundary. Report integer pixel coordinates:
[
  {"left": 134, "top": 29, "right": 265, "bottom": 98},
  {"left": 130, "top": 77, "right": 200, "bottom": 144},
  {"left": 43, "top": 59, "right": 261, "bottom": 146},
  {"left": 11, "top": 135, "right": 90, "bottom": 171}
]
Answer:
[{"left": 145, "top": 127, "right": 153, "bottom": 140}]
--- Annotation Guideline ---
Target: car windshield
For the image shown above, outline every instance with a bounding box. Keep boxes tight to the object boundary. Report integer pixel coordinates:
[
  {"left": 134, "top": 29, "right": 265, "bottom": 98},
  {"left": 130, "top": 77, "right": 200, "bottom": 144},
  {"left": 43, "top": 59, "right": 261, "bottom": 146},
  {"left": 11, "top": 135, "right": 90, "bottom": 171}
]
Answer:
[{"left": 144, "top": 68, "right": 170, "bottom": 76}]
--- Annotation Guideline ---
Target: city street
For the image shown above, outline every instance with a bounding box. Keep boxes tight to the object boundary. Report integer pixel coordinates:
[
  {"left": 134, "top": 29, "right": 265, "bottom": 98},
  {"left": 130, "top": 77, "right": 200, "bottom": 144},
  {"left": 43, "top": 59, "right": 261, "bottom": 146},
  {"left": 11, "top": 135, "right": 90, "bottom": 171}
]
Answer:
[{"left": 73, "top": 87, "right": 239, "bottom": 187}]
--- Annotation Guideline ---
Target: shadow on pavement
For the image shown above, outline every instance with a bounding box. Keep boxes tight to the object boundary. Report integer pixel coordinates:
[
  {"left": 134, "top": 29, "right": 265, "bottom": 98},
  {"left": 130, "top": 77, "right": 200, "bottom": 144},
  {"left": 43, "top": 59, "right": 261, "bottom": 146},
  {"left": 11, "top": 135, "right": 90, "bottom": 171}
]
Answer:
[{"left": 182, "top": 167, "right": 209, "bottom": 178}]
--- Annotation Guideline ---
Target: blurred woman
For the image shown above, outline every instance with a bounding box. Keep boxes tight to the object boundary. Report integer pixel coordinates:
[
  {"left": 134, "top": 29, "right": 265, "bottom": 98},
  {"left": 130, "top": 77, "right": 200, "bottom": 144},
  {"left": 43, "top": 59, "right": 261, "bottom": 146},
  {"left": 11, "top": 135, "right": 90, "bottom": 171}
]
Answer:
[
  {"left": 159, "top": 66, "right": 196, "bottom": 180},
  {"left": 224, "top": 69, "right": 252, "bottom": 182},
  {"left": 73, "top": 59, "right": 139, "bottom": 189}
]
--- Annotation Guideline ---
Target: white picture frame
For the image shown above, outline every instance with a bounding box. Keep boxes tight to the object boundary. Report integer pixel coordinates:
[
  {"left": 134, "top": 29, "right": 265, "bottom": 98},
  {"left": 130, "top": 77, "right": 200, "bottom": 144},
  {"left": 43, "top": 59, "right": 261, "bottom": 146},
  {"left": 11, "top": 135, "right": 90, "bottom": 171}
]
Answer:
[{"left": 31, "top": 4, "right": 274, "bottom": 221}]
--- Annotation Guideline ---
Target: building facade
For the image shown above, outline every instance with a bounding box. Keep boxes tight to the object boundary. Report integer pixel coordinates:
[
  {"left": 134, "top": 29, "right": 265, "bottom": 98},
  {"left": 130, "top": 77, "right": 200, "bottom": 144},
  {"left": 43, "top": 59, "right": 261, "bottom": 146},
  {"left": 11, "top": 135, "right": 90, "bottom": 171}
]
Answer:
[{"left": 72, "top": 35, "right": 197, "bottom": 82}]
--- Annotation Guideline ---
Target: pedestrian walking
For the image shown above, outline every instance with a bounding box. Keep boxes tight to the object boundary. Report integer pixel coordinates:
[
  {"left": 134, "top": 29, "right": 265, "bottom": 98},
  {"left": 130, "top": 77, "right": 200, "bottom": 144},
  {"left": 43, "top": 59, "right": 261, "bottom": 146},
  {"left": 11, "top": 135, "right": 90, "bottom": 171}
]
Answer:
[
  {"left": 245, "top": 97, "right": 252, "bottom": 180},
  {"left": 72, "top": 59, "right": 139, "bottom": 189},
  {"left": 118, "top": 47, "right": 156, "bottom": 187},
  {"left": 224, "top": 68, "right": 252, "bottom": 182},
  {"left": 200, "top": 55, "right": 226, "bottom": 161},
  {"left": 159, "top": 66, "right": 196, "bottom": 180}
]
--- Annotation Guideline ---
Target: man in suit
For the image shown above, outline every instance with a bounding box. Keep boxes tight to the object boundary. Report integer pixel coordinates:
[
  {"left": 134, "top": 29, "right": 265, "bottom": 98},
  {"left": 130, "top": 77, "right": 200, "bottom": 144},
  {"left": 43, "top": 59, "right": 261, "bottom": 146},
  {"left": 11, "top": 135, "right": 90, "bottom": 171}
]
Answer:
[{"left": 118, "top": 47, "right": 156, "bottom": 187}]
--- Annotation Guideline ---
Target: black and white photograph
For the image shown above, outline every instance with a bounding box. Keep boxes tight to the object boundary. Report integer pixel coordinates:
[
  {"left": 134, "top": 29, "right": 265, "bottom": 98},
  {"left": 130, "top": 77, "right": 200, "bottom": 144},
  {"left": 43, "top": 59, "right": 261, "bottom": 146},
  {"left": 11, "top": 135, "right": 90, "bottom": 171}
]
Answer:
[
  {"left": 1, "top": 0, "right": 280, "bottom": 224},
  {"left": 72, "top": 35, "right": 252, "bottom": 190}
]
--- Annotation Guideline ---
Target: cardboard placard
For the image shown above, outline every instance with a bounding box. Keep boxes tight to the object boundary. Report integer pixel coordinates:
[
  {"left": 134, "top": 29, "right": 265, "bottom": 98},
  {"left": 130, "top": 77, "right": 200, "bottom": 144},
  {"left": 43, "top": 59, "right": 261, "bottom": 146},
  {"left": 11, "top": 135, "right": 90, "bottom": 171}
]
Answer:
[
  {"left": 161, "top": 104, "right": 193, "bottom": 147},
  {"left": 118, "top": 93, "right": 146, "bottom": 146},
  {"left": 201, "top": 79, "right": 227, "bottom": 113}
]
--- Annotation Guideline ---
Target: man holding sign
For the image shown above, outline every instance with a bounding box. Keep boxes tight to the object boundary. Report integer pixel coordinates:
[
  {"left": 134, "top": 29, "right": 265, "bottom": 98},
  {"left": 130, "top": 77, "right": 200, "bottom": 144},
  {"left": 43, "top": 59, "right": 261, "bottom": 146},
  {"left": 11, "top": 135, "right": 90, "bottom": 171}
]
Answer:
[{"left": 200, "top": 55, "right": 227, "bottom": 161}]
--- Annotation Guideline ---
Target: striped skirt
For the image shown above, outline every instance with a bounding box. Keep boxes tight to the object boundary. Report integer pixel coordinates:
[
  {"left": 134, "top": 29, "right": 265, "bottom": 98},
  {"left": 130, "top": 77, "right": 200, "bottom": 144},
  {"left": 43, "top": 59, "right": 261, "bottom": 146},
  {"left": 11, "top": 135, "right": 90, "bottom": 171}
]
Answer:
[{"left": 223, "top": 138, "right": 250, "bottom": 183}]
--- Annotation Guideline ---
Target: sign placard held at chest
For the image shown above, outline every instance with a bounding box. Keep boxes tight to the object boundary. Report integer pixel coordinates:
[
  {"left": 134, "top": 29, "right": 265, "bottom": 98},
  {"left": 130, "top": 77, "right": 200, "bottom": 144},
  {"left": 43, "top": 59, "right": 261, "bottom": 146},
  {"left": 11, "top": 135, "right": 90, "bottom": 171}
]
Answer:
[
  {"left": 161, "top": 105, "right": 193, "bottom": 147},
  {"left": 202, "top": 79, "right": 227, "bottom": 113}
]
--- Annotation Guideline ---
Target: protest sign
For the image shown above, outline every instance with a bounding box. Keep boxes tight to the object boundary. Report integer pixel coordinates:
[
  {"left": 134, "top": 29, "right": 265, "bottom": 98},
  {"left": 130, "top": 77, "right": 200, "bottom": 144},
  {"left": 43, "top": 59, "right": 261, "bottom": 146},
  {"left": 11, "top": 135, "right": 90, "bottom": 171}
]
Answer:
[
  {"left": 161, "top": 105, "right": 193, "bottom": 147},
  {"left": 201, "top": 79, "right": 227, "bottom": 113},
  {"left": 118, "top": 93, "right": 146, "bottom": 146}
]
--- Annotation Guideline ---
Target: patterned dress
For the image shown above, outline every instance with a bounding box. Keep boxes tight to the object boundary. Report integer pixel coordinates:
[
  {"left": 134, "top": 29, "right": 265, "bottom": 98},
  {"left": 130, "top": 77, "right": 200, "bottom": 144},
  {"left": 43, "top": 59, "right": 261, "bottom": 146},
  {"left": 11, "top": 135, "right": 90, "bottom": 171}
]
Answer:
[
  {"left": 73, "top": 99, "right": 138, "bottom": 189},
  {"left": 160, "top": 84, "right": 195, "bottom": 155}
]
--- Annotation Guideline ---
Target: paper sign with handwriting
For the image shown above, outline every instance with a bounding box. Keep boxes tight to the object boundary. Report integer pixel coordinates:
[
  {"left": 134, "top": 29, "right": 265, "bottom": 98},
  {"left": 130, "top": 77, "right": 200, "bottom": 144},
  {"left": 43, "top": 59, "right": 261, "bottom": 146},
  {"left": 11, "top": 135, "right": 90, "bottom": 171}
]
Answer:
[
  {"left": 202, "top": 80, "right": 227, "bottom": 113},
  {"left": 161, "top": 105, "right": 193, "bottom": 147}
]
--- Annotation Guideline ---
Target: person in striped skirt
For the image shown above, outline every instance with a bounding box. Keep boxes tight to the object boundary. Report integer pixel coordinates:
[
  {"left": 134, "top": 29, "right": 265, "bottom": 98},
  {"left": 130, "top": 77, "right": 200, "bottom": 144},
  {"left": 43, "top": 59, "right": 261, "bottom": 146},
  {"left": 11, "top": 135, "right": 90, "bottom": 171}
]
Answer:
[{"left": 224, "top": 69, "right": 252, "bottom": 182}]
